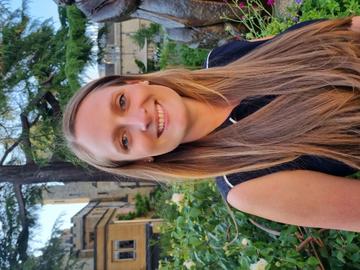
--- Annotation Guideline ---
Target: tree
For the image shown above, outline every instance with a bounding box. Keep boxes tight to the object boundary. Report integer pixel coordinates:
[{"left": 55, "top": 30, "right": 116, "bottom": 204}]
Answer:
[
  {"left": 0, "top": 1, "right": 155, "bottom": 268},
  {"left": 0, "top": 182, "right": 41, "bottom": 269},
  {"left": 20, "top": 216, "right": 86, "bottom": 270},
  {"left": 0, "top": 1, "right": 158, "bottom": 267},
  {"left": 0, "top": 1, "right": 91, "bottom": 267}
]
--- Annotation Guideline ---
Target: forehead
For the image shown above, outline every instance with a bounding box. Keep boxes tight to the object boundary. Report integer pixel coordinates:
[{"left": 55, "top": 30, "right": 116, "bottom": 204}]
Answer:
[
  {"left": 74, "top": 85, "right": 119, "bottom": 159},
  {"left": 81, "top": 85, "right": 114, "bottom": 107}
]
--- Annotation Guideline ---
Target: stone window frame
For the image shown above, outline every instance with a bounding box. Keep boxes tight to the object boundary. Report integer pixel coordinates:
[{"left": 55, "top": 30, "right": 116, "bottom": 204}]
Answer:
[{"left": 112, "top": 240, "right": 136, "bottom": 261}]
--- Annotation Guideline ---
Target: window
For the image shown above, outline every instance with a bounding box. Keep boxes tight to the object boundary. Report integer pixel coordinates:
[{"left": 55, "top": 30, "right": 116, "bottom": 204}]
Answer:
[
  {"left": 112, "top": 240, "right": 136, "bottom": 261},
  {"left": 89, "top": 232, "right": 95, "bottom": 241},
  {"left": 113, "top": 251, "right": 136, "bottom": 260},
  {"left": 113, "top": 240, "right": 135, "bottom": 249}
]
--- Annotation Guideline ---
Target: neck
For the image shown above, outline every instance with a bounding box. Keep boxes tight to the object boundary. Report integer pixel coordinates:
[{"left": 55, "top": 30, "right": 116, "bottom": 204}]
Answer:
[{"left": 181, "top": 98, "right": 236, "bottom": 143}]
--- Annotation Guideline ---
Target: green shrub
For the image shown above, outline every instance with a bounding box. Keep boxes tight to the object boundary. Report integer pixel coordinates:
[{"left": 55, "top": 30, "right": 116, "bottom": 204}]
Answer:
[
  {"left": 222, "top": 0, "right": 360, "bottom": 39},
  {"left": 155, "top": 181, "right": 360, "bottom": 269},
  {"left": 130, "top": 23, "right": 161, "bottom": 49},
  {"left": 117, "top": 193, "right": 152, "bottom": 220},
  {"left": 117, "top": 211, "right": 137, "bottom": 221},
  {"left": 158, "top": 41, "right": 209, "bottom": 70}
]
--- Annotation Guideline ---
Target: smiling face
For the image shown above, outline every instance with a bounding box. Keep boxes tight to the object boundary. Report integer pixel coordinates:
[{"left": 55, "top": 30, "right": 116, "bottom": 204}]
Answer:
[{"left": 74, "top": 81, "right": 190, "bottom": 161}]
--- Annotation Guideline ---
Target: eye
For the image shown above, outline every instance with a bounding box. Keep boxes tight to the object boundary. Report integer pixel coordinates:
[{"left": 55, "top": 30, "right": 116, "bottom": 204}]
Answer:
[
  {"left": 121, "top": 132, "right": 129, "bottom": 150},
  {"left": 119, "top": 94, "right": 127, "bottom": 110}
]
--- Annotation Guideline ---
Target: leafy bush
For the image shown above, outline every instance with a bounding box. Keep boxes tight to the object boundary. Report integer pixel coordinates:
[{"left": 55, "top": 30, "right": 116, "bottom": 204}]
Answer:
[
  {"left": 117, "top": 192, "right": 152, "bottom": 220},
  {"left": 222, "top": 0, "right": 360, "bottom": 39},
  {"left": 130, "top": 23, "right": 161, "bottom": 49},
  {"left": 155, "top": 181, "right": 360, "bottom": 270},
  {"left": 134, "top": 59, "right": 146, "bottom": 73},
  {"left": 135, "top": 192, "right": 151, "bottom": 216},
  {"left": 262, "top": 0, "right": 360, "bottom": 37},
  {"left": 158, "top": 41, "right": 209, "bottom": 70}
]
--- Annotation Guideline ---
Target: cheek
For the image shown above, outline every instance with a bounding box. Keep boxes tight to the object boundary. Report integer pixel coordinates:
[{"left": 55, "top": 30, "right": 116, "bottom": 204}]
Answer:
[{"left": 132, "top": 134, "right": 155, "bottom": 154}]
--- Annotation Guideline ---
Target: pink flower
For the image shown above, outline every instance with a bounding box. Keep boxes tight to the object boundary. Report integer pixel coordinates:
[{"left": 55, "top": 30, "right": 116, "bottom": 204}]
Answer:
[
  {"left": 239, "top": 2, "right": 246, "bottom": 8},
  {"left": 267, "top": 0, "right": 275, "bottom": 6}
]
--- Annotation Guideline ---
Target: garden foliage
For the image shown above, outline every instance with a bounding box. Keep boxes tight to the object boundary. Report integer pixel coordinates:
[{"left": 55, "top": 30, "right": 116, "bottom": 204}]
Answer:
[
  {"left": 117, "top": 193, "right": 152, "bottom": 220},
  {"left": 155, "top": 181, "right": 360, "bottom": 270},
  {"left": 223, "top": 0, "right": 360, "bottom": 39}
]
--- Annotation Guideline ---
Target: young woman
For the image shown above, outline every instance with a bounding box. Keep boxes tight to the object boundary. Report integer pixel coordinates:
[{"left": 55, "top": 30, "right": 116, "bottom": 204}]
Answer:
[{"left": 63, "top": 17, "right": 360, "bottom": 232}]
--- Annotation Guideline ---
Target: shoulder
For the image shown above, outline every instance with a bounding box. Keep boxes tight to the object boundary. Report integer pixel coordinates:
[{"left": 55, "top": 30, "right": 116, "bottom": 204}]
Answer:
[
  {"left": 216, "top": 155, "right": 357, "bottom": 202},
  {"left": 222, "top": 155, "right": 357, "bottom": 187},
  {"left": 204, "top": 39, "right": 267, "bottom": 68}
]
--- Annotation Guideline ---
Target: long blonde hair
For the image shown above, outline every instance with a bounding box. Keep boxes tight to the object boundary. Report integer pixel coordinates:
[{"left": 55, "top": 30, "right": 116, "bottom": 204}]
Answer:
[{"left": 63, "top": 17, "right": 360, "bottom": 182}]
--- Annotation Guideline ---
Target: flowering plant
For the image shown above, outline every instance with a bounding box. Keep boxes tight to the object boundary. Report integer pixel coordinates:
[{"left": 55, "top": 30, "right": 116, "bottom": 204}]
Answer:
[
  {"left": 221, "top": 0, "right": 275, "bottom": 39},
  {"left": 222, "top": 0, "right": 360, "bottom": 40},
  {"left": 154, "top": 180, "right": 360, "bottom": 269}
]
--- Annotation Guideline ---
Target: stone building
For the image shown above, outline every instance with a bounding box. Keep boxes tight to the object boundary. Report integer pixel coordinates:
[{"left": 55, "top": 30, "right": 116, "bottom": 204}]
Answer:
[
  {"left": 99, "top": 18, "right": 156, "bottom": 76},
  {"left": 95, "top": 212, "right": 162, "bottom": 270},
  {"left": 69, "top": 201, "right": 162, "bottom": 270},
  {"left": 42, "top": 181, "right": 156, "bottom": 204}
]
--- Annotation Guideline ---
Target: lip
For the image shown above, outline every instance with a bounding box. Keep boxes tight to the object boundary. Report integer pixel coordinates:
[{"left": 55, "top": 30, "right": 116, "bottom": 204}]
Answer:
[{"left": 156, "top": 101, "right": 168, "bottom": 138}]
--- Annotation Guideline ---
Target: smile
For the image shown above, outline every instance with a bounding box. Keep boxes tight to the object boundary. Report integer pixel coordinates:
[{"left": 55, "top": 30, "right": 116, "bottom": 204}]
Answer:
[{"left": 156, "top": 101, "right": 166, "bottom": 137}]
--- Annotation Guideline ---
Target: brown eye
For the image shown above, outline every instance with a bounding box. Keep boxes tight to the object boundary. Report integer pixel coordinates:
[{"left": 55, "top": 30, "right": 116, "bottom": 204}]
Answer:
[
  {"left": 119, "top": 94, "right": 127, "bottom": 110},
  {"left": 121, "top": 132, "right": 129, "bottom": 150}
]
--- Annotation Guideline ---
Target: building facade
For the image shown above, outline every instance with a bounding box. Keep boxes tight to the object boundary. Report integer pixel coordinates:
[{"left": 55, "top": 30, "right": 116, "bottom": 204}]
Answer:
[
  {"left": 95, "top": 211, "right": 162, "bottom": 270},
  {"left": 42, "top": 181, "right": 156, "bottom": 204},
  {"left": 68, "top": 200, "right": 162, "bottom": 270},
  {"left": 99, "top": 19, "right": 156, "bottom": 76}
]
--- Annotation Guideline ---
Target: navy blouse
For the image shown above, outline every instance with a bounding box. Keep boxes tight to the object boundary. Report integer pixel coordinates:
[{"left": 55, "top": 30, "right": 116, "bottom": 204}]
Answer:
[{"left": 203, "top": 19, "right": 358, "bottom": 202}]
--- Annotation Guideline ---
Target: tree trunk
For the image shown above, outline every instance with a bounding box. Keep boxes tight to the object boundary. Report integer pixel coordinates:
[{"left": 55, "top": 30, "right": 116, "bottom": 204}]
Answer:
[{"left": 0, "top": 162, "right": 157, "bottom": 185}]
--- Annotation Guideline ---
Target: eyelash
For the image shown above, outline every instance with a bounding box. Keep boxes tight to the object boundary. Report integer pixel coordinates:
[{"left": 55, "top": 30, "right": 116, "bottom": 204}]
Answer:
[
  {"left": 119, "top": 94, "right": 129, "bottom": 150},
  {"left": 121, "top": 132, "right": 129, "bottom": 151},
  {"left": 119, "top": 94, "right": 127, "bottom": 110}
]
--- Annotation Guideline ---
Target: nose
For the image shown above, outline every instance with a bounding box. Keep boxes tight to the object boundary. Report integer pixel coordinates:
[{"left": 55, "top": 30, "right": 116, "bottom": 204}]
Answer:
[{"left": 123, "top": 108, "right": 152, "bottom": 131}]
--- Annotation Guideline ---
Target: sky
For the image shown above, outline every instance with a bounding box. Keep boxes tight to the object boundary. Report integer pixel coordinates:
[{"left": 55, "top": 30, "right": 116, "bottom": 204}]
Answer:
[
  {"left": 9, "top": 0, "right": 96, "bottom": 253},
  {"left": 32, "top": 202, "right": 87, "bottom": 253}
]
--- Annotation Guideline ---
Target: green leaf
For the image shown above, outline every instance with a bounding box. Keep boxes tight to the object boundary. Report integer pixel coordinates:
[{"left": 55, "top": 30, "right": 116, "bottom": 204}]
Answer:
[
  {"left": 306, "top": 256, "right": 319, "bottom": 266},
  {"left": 336, "top": 251, "right": 346, "bottom": 263},
  {"left": 189, "top": 208, "right": 201, "bottom": 218},
  {"left": 189, "top": 236, "right": 202, "bottom": 247}
]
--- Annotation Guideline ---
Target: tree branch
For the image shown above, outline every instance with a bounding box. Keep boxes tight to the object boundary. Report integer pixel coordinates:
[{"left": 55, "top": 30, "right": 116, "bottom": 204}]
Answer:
[
  {"left": 0, "top": 114, "right": 41, "bottom": 165},
  {"left": 39, "top": 73, "right": 54, "bottom": 87},
  {"left": 43, "top": 91, "right": 61, "bottom": 118},
  {"left": 0, "top": 138, "right": 22, "bottom": 165}
]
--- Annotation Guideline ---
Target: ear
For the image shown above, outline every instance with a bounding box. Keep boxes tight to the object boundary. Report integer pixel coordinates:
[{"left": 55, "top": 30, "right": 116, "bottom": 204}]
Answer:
[
  {"left": 139, "top": 80, "right": 150, "bottom": 85},
  {"left": 124, "top": 80, "right": 150, "bottom": 85},
  {"left": 136, "top": 156, "right": 154, "bottom": 163}
]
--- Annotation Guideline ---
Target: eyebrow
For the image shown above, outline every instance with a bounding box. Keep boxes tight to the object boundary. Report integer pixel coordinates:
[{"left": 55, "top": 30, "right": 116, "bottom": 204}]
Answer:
[
  {"left": 112, "top": 129, "right": 126, "bottom": 154},
  {"left": 110, "top": 92, "right": 127, "bottom": 154},
  {"left": 110, "top": 91, "right": 118, "bottom": 113}
]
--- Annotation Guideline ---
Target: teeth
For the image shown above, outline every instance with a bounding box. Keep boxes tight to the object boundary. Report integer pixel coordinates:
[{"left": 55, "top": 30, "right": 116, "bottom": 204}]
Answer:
[{"left": 156, "top": 103, "right": 165, "bottom": 136}]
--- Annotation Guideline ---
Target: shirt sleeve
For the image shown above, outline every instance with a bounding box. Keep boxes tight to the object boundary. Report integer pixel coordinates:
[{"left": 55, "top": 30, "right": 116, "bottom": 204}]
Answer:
[
  {"left": 216, "top": 155, "right": 357, "bottom": 202},
  {"left": 204, "top": 19, "right": 328, "bottom": 68}
]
